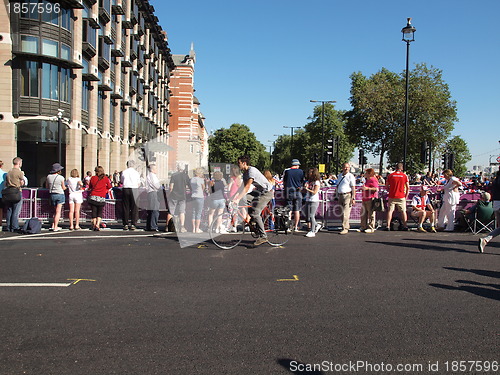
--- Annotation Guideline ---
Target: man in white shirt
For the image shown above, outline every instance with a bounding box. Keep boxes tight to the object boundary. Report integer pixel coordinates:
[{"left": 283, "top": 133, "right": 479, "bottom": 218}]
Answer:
[
  {"left": 336, "top": 163, "right": 356, "bottom": 234},
  {"left": 120, "top": 160, "right": 142, "bottom": 230}
]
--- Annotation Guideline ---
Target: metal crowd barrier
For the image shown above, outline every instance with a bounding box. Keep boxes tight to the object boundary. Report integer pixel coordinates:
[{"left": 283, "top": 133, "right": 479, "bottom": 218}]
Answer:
[{"left": 18, "top": 186, "right": 481, "bottom": 226}]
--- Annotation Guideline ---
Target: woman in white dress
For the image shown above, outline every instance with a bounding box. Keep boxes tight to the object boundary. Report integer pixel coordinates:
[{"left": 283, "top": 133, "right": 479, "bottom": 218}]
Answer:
[{"left": 437, "top": 169, "right": 462, "bottom": 232}]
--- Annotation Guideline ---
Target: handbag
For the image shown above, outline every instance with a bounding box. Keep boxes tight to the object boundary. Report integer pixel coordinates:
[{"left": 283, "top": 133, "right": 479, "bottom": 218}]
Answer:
[
  {"left": 371, "top": 197, "right": 385, "bottom": 212},
  {"left": 1, "top": 186, "right": 22, "bottom": 204},
  {"left": 88, "top": 195, "right": 106, "bottom": 206}
]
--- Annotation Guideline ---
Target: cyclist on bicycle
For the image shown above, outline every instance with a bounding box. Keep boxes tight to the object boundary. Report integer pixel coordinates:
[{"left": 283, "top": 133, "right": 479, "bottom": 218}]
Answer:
[{"left": 232, "top": 155, "right": 274, "bottom": 246}]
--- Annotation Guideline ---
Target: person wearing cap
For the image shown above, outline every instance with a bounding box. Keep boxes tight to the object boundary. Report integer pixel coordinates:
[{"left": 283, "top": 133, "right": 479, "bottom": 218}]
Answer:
[
  {"left": 410, "top": 185, "right": 437, "bottom": 233},
  {"left": 46, "top": 162, "right": 67, "bottom": 231},
  {"left": 283, "top": 159, "right": 305, "bottom": 231}
]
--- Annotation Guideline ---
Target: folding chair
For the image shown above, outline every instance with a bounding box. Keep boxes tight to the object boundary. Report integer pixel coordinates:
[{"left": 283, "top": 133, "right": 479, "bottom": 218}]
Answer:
[{"left": 464, "top": 201, "right": 495, "bottom": 235}]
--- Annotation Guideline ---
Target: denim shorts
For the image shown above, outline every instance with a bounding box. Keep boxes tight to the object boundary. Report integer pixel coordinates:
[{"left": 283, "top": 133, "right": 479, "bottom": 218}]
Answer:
[{"left": 50, "top": 193, "right": 65, "bottom": 206}]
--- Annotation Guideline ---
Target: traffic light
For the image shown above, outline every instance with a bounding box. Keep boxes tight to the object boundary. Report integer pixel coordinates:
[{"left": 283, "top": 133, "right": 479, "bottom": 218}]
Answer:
[
  {"left": 313, "top": 152, "right": 319, "bottom": 166},
  {"left": 421, "top": 141, "right": 429, "bottom": 164},
  {"left": 442, "top": 153, "right": 449, "bottom": 169},
  {"left": 326, "top": 139, "right": 334, "bottom": 156},
  {"left": 358, "top": 149, "right": 365, "bottom": 165},
  {"left": 362, "top": 156, "right": 368, "bottom": 165},
  {"left": 448, "top": 153, "right": 455, "bottom": 170}
]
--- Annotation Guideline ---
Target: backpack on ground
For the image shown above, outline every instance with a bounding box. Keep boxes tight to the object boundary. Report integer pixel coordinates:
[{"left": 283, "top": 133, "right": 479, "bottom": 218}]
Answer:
[{"left": 22, "top": 217, "right": 42, "bottom": 234}]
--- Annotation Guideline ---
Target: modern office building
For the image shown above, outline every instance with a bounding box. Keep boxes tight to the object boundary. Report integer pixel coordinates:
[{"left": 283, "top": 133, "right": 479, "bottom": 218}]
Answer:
[{"left": 0, "top": 0, "right": 206, "bottom": 186}]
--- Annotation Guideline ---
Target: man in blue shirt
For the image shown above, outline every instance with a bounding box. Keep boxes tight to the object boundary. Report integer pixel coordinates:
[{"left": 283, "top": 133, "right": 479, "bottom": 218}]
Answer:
[{"left": 283, "top": 159, "right": 305, "bottom": 231}]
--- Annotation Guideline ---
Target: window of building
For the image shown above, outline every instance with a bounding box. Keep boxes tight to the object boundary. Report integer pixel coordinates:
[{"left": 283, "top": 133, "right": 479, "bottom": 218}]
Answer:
[
  {"left": 82, "top": 81, "right": 90, "bottom": 111},
  {"left": 42, "top": 63, "right": 58, "bottom": 100},
  {"left": 42, "top": 38, "right": 59, "bottom": 58},
  {"left": 82, "top": 20, "right": 97, "bottom": 48},
  {"left": 20, "top": 35, "right": 39, "bottom": 53},
  {"left": 20, "top": 0, "right": 39, "bottom": 20},
  {"left": 20, "top": 60, "right": 39, "bottom": 97},
  {"left": 60, "top": 7, "right": 71, "bottom": 30},
  {"left": 97, "top": 91, "right": 104, "bottom": 118},
  {"left": 61, "top": 43, "right": 71, "bottom": 61},
  {"left": 60, "top": 68, "right": 71, "bottom": 102},
  {"left": 41, "top": 0, "right": 58, "bottom": 25}
]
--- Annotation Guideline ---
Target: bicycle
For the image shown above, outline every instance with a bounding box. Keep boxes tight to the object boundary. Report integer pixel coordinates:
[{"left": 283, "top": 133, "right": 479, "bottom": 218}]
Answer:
[{"left": 209, "top": 201, "right": 293, "bottom": 249}]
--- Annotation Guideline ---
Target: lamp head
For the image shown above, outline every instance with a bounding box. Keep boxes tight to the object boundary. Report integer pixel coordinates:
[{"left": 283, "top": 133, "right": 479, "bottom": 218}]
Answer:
[{"left": 402, "top": 17, "right": 416, "bottom": 42}]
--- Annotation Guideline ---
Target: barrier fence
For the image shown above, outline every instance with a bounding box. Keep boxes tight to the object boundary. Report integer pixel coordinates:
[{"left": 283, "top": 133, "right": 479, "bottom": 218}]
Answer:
[{"left": 17, "top": 186, "right": 480, "bottom": 227}]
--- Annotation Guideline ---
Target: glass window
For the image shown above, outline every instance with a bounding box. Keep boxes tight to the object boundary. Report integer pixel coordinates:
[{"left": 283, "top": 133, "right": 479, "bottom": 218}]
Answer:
[
  {"left": 82, "top": 81, "right": 90, "bottom": 111},
  {"left": 61, "top": 7, "right": 71, "bottom": 30},
  {"left": 61, "top": 44, "right": 71, "bottom": 61},
  {"left": 97, "top": 93, "right": 103, "bottom": 118},
  {"left": 20, "top": 0, "right": 39, "bottom": 20},
  {"left": 20, "top": 35, "right": 39, "bottom": 53},
  {"left": 60, "top": 68, "right": 71, "bottom": 102},
  {"left": 41, "top": 63, "right": 58, "bottom": 100},
  {"left": 41, "top": 0, "right": 58, "bottom": 25},
  {"left": 42, "top": 39, "right": 59, "bottom": 58},
  {"left": 82, "top": 58, "right": 89, "bottom": 74},
  {"left": 110, "top": 100, "right": 114, "bottom": 124}
]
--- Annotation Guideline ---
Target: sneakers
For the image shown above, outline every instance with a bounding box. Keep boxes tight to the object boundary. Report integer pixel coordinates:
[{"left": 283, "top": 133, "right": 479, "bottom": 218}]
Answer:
[
  {"left": 305, "top": 231, "right": 316, "bottom": 238},
  {"left": 339, "top": 229, "right": 348, "bottom": 235},
  {"left": 179, "top": 227, "right": 187, "bottom": 233},
  {"left": 315, "top": 223, "right": 323, "bottom": 233},
  {"left": 129, "top": 225, "right": 136, "bottom": 231},
  {"left": 123, "top": 225, "right": 129, "bottom": 231},
  {"left": 429, "top": 226, "right": 437, "bottom": 233},
  {"left": 253, "top": 237, "right": 268, "bottom": 246},
  {"left": 478, "top": 237, "right": 487, "bottom": 253},
  {"left": 416, "top": 226, "right": 427, "bottom": 233},
  {"left": 401, "top": 227, "right": 409, "bottom": 231},
  {"left": 364, "top": 228, "right": 374, "bottom": 233}
]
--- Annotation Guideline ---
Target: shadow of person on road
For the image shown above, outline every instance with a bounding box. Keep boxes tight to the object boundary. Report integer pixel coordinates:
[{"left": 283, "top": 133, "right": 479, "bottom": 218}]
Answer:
[
  {"left": 364, "top": 239, "right": 478, "bottom": 255},
  {"left": 443, "top": 267, "right": 500, "bottom": 279},
  {"left": 429, "top": 283, "right": 500, "bottom": 302}
]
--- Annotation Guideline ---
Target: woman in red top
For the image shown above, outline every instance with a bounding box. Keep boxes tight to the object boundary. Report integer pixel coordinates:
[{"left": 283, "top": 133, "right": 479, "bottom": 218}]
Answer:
[
  {"left": 361, "top": 168, "right": 379, "bottom": 233},
  {"left": 88, "top": 166, "right": 112, "bottom": 231}
]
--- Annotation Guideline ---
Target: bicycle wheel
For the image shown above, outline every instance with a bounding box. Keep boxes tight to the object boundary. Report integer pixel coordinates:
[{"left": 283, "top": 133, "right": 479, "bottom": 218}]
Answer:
[
  {"left": 263, "top": 213, "right": 291, "bottom": 246},
  {"left": 210, "top": 213, "right": 245, "bottom": 249}
]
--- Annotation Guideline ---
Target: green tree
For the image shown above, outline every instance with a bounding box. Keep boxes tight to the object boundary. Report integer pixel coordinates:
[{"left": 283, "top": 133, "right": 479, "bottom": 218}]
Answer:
[
  {"left": 271, "top": 104, "right": 354, "bottom": 174},
  {"left": 345, "top": 64, "right": 458, "bottom": 174},
  {"left": 443, "top": 135, "right": 471, "bottom": 178},
  {"left": 208, "top": 123, "right": 269, "bottom": 169}
]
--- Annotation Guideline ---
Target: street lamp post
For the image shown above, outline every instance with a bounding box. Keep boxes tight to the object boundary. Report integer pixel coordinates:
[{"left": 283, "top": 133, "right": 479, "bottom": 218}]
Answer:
[
  {"left": 310, "top": 100, "right": 336, "bottom": 164},
  {"left": 283, "top": 126, "right": 301, "bottom": 157},
  {"left": 401, "top": 18, "right": 416, "bottom": 171},
  {"left": 57, "top": 109, "right": 64, "bottom": 164}
]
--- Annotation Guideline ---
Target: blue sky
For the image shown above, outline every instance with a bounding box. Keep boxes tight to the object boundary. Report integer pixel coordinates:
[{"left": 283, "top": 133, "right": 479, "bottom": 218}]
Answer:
[{"left": 152, "top": 0, "right": 500, "bottom": 169}]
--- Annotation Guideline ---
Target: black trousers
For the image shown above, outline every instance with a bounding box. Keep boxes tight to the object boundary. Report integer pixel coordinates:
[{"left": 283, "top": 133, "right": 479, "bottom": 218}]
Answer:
[{"left": 122, "top": 188, "right": 138, "bottom": 226}]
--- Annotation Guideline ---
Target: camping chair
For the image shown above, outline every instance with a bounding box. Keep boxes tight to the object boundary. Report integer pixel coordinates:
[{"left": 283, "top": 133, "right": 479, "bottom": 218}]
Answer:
[{"left": 464, "top": 201, "right": 495, "bottom": 235}]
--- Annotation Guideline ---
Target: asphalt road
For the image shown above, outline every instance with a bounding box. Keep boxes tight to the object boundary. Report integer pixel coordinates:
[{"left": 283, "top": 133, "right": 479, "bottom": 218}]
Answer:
[{"left": 0, "top": 228, "right": 498, "bottom": 375}]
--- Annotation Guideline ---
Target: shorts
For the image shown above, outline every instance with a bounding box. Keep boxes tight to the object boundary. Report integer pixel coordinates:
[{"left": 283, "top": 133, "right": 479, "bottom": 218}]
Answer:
[
  {"left": 50, "top": 193, "right": 65, "bottom": 206},
  {"left": 68, "top": 192, "right": 84, "bottom": 204},
  {"left": 286, "top": 190, "right": 303, "bottom": 212},
  {"left": 211, "top": 198, "right": 225, "bottom": 210},
  {"left": 169, "top": 199, "right": 186, "bottom": 215},
  {"left": 0, "top": 199, "right": 4, "bottom": 209},
  {"left": 388, "top": 198, "right": 406, "bottom": 212}
]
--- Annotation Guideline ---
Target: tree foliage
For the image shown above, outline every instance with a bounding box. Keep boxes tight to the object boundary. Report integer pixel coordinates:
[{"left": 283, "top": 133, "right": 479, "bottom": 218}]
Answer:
[
  {"left": 271, "top": 104, "right": 354, "bottom": 174},
  {"left": 208, "top": 123, "right": 269, "bottom": 169},
  {"left": 345, "top": 63, "right": 459, "bottom": 174}
]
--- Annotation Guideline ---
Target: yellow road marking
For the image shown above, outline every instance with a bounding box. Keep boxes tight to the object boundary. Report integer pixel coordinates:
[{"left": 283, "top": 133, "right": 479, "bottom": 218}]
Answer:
[
  {"left": 67, "top": 278, "right": 96, "bottom": 285},
  {"left": 277, "top": 275, "right": 299, "bottom": 282}
]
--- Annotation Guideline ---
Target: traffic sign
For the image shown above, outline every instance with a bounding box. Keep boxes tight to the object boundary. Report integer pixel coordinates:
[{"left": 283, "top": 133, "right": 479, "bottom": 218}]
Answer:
[{"left": 497, "top": 156, "right": 500, "bottom": 163}]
